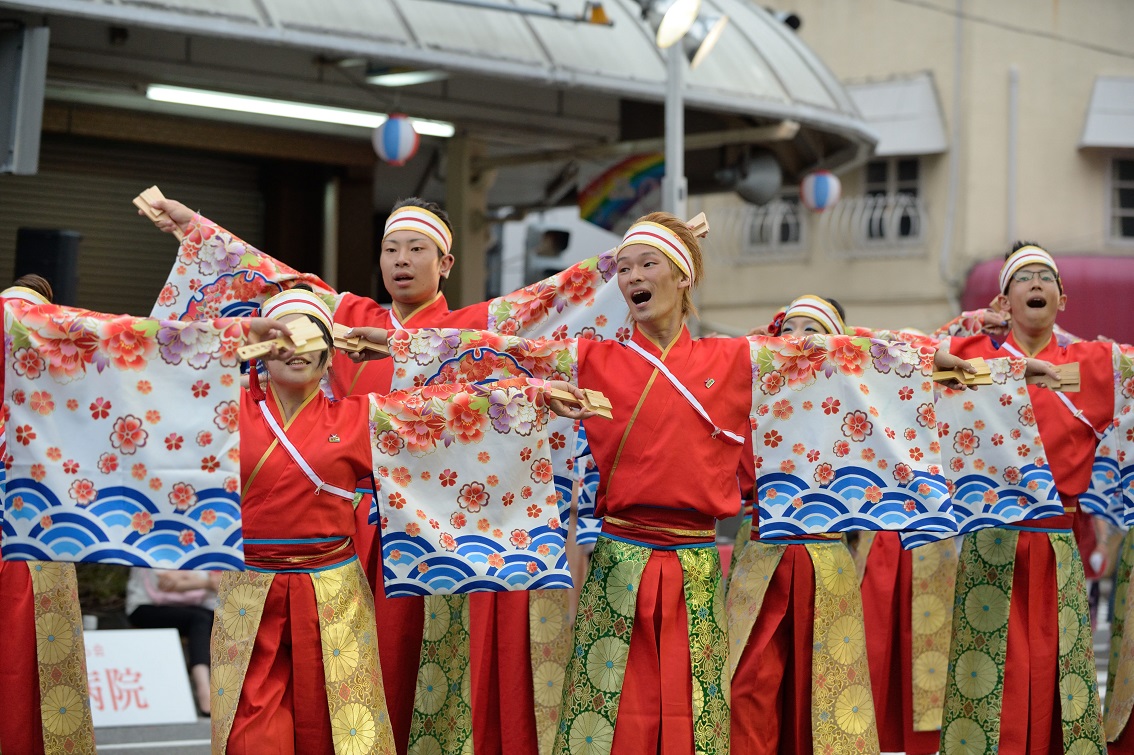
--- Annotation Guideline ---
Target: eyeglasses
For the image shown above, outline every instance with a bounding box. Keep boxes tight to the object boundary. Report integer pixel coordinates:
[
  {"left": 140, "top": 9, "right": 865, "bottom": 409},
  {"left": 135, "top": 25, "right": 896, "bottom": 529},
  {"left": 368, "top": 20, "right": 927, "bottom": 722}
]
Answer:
[{"left": 1011, "top": 270, "right": 1057, "bottom": 284}]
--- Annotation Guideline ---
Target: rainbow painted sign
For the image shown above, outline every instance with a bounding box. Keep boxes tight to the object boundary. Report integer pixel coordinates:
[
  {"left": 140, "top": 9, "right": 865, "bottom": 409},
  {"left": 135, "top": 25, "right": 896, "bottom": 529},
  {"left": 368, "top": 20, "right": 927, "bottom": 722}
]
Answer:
[{"left": 578, "top": 153, "right": 664, "bottom": 231}]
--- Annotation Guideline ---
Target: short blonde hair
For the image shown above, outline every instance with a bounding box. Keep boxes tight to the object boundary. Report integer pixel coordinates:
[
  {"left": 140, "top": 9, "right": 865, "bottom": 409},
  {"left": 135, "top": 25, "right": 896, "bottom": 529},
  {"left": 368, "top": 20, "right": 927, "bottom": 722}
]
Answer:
[{"left": 633, "top": 211, "right": 703, "bottom": 316}]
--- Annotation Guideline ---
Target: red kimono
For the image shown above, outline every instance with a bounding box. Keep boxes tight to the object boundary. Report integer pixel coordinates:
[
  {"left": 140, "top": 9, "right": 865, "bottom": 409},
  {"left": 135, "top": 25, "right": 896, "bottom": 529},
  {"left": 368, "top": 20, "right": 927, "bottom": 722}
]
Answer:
[
  {"left": 951, "top": 333, "right": 1114, "bottom": 752},
  {"left": 333, "top": 293, "right": 538, "bottom": 755},
  {"left": 561, "top": 325, "right": 751, "bottom": 755},
  {"left": 220, "top": 382, "right": 389, "bottom": 754}
]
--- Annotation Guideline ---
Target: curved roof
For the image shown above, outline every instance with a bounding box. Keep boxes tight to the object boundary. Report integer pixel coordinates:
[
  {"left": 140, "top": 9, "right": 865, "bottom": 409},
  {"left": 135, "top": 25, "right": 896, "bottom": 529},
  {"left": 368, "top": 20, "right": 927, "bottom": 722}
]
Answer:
[{"left": 0, "top": 0, "right": 873, "bottom": 148}]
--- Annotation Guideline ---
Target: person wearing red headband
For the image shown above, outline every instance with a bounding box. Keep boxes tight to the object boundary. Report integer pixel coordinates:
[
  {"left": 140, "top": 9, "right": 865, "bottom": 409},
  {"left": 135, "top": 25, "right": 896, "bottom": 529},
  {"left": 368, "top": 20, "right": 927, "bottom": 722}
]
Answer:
[{"left": 941, "top": 241, "right": 1118, "bottom": 753}]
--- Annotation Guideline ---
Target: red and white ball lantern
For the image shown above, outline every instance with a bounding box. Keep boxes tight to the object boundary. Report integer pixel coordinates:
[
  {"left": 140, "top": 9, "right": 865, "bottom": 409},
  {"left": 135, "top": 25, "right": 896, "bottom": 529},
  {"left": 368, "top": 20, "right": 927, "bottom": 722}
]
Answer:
[
  {"left": 800, "top": 170, "right": 841, "bottom": 212},
  {"left": 372, "top": 114, "right": 420, "bottom": 166}
]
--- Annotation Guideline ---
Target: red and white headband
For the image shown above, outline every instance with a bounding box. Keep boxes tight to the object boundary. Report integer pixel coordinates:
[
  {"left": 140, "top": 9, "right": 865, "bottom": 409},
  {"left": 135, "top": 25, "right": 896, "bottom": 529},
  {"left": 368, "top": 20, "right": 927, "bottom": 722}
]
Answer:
[
  {"left": 999, "top": 245, "right": 1059, "bottom": 293},
  {"left": 383, "top": 206, "right": 453, "bottom": 255},
  {"left": 617, "top": 221, "right": 695, "bottom": 284},
  {"left": 783, "top": 295, "right": 846, "bottom": 335},
  {"left": 261, "top": 289, "right": 333, "bottom": 332},
  {"left": 1, "top": 286, "right": 49, "bottom": 306}
]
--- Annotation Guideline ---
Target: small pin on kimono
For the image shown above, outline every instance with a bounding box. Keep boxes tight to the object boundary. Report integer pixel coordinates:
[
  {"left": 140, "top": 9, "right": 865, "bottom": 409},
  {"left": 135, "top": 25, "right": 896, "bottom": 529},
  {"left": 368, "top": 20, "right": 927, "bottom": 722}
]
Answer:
[
  {"left": 328, "top": 434, "right": 340, "bottom": 443},
  {"left": 705, "top": 378, "right": 715, "bottom": 388}
]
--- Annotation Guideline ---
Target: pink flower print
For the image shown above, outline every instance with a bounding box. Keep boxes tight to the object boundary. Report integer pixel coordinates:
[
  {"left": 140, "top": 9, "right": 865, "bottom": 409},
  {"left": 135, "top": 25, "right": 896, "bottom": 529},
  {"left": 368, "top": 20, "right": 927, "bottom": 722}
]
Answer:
[
  {"left": 220, "top": 373, "right": 234, "bottom": 387},
  {"left": 1003, "top": 467, "right": 1021, "bottom": 485},
  {"left": 224, "top": 477, "right": 239, "bottom": 493},
  {"left": 904, "top": 428, "right": 917, "bottom": 442},
  {"left": 90, "top": 397, "right": 112, "bottom": 420},
  {"left": 1010, "top": 429, "right": 1022, "bottom": 440},
  {"left": 40, "top": 515, "right": 52, "bottom": 529},
  {"left": 149, "top": 477, "right": 163, "bottom": 490},
  {"left": 772, "top": 400, "right": 793, "bottom": 420},
  {"left": 1017, "top": 444, "right": 1031, "bottom": 458},
  {"left": 157, "top": 282, "right": 180, "bottom": 308},
  {"left": 909, "top": 447, "right": 924, "bottom": 461},
  {"left": 439, "top": 533, "right": 457, "bottom": 551},
  {"left": 1017, "top": 404, "right": 1036, "bottom": 427},
  {"left": 802, "top": 401, "right": 814, "bottom": 411},
  {"left": 477, "top": 518, "right": 492, "bottom": 532},
  {"left": 132, "top": 463, "right": 147, "bottom": 480},
  {"left": 192, "top": 380, "right": 211, "bottom": 398},
  {"left": 212, "top": 401, "right": 238, "bottom": 433},
  {"left": 885, "top": 427, "right": 896, "bottom": 440},
  {"left": 46, "top": 446, "right": 61, "bottom": 461},
  {"left": 832, "top": 441, "right": 850, "bottom": 458},
  {"left": 949, "top": 457, "right": 965, "bottom": 472},
  {"left": 486, "top": 475, "right": 499, "bottom": 487},
  {"left": 530, "top": 458, "right": 553, "bottom": 484},
  {"left": 538, "top": 543, "right": 551, "bottom": 556},
  {"left": 821, "top": 397, "right": 841, "bottom": 416},
  {"left": 520, "top": 447, "right": 532, "bottom": 462},
  {"left": 391, "top": 467, "right": 411, "bottom": 486},
  {"left": 12, "top": 347, "right": 46, "bottom": 379},
  {"left": 841, "top": 411, "right": 873, "bottom": 442},
  {"left": 137, "top": 380, "right": 152, "bottom": 395},
  {"left": 550, "top": 432, "right": 567, "bottom": 450},
  {"left": 952, "top": 428, "right": 980, "bottom": 456},
  {"left": 892, "top": 463, "right": 914, "bottom": 485},
  {"left": 388, "top": 492, "right": 407, "bottom": 510},
  {"left": 898, "top": 387, "right": 914, "bottom": 401},
  {"left": 780, "top": 460, "right": 796, "bottom": 474},
  {"left": 991, "top": 433, "right": 1004, "bottom": 446},
  {"left": 66, "top": 398, "right": 78, "bottom": 411},
  {"left": 131, "top": 511, "right": 154, "bottom": 535},
  {"left": 196, "top": 431, "right": 213, "bottom": 447},
  {"left": 458, "top": 482, "right": 490, "bottom": 513},
  {"left": 14, "top": 425, "right": 36, "bottom": 446},
  {"left": 999, "top": 394, "right": 1013, "bottom": 406},
  {"left": 510, "top": 529, "right": 532, "bottom": 548},
  {"left": 963, "top": 401, "right": 975, "bottom": 412},
  {"left": 110, "top": 415, "right": 148, "bottom": 455},
  {"left": 478, "top": 451, "right": 491, "bottom": 463},
  {"left": 405, "top": 522, "right": 421, "bottom": 537},
  {"left": 903, "top": 499, "right": 918, "bottom": 512},
  {"left": 488, "top": 553, "right": 505, "bottom": 569},
  {"left": 526, "top": 561, "right": 539, "bottom": 574},
  {"left": 165, "top": 433, "right": 184, "bottom": 451},
  {"left": 30, "top": 464, "right": 46, "bottom": 482},
  {"left": 68, "top": 478, "right": 98, "bottom": 505},
  {"left": 450, "top": 513, "right": 467, "bottom": 529},
  {"left": 863, "top": 485, "right": 882, "bottom": 503},
  {"left": 761, "top": 371, "right": 784, "bottom": 395},
  {"left": 377, "top": 431, "right": 405, "bottom": 456},
  {"left": 861, "top": 448, "right": 876, "bottom": 462},
  {"left": 763, "top": 430, "right": 783, "bottom": 448},
  {"left": 792, "top": 443, "right": 806, "bottom": 455},
  {"left": 616, "top": 327, "right": 631, "bottom": 342},
  {"left": 813, "top": 463, "right": 835, "bottom": 485},
  {"left": 548, "top": 517, "right": 561, "bottom": 530},
  {"left": 168, "top": 482, "right": 198, "bottom": 511},
  {"left": 440, "top": 469, "right": 458, "bottom": 487},
  {"left": 974, "top": 420, "right": 985, "bottom": 431},
  {"left": 97, "top": 453, "right": 118, "bottom": 474},
  {"left": 526, "top": 504, "right": 543, "bottom": 518},
  {"left": 807, "top": 449, "right": 821, "bottom": 463},
  {"left": 10, "top": 389, "right": 25, "bottom": 405},
  {"left": 502, "top": 492, "right": 515, "bottom": 507},
  {"left": 30, "top": 391, "right": 54, "bottom": 415},
  {"left": 916, "top": 402, "right": 937, "bottom": 429},
  {"left": 99, "top": 318, "right": 157, "bottom": 371},
  {"left": 178, "top": 530, "right": 196, "bottom": 546},
  {"left": 200, "top": 509, "right": 217, "bottom": 525},
  {"left": 145, "top": 410, "right": 162, "bottom": 424},
  {"left": 521, "top": 486, "right": 533, "bottom": 499},
  {"left": 200, "top": 455, "right": 220, "bottom": 473}
]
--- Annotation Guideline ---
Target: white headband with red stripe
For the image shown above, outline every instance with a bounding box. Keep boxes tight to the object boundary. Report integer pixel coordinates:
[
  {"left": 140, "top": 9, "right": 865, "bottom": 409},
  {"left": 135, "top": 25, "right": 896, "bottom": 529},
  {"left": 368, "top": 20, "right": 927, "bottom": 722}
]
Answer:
[
  {"left": 617, "top": 221, "right": 695, "bottom": 284},
  {"left": 383, "top": 206, "right": 453, "bottom": 255},
  {"left": 783, "top": 295, "right": 846, "bottom": 335},
  {"left": 261, "top": 289, "right": 333, "bottom": 331},
  {"left": 999, "top": 245, "right": 1059, "bottom": 292},
  {"left": 1, "top": 286, "right": 49, "bottom": 306}
]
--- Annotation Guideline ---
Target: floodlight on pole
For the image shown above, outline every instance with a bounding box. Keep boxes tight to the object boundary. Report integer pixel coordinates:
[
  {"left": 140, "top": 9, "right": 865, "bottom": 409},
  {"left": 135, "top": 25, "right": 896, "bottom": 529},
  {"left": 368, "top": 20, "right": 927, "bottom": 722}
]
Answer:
[
  {"left": 683, "top": 13, "right": 728, "bottom": 69},
  {"left": 642, "top": 0, "right": 702, "bottom": 48}
]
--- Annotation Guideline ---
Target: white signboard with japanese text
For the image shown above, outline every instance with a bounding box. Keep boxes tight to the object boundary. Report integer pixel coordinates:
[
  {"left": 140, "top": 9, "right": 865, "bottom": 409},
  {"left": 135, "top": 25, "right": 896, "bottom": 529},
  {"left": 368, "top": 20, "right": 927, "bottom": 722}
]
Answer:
[{"left": 85, "top": 628, "right": 197, "bottom": 727}]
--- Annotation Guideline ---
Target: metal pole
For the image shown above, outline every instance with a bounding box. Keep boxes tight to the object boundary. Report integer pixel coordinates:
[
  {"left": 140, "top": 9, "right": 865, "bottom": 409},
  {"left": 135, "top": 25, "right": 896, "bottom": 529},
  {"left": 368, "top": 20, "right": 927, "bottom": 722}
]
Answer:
[{"left": 662, "top": 43, "right": 687, "bottom": 218}]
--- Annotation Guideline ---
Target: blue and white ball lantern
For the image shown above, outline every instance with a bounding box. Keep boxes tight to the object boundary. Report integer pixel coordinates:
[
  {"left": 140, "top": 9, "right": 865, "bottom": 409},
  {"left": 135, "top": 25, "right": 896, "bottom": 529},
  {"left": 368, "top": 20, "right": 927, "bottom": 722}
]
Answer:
[
  {"left": 372, "top": 114, "right": 420, "bottom": 166},
  {"left": 800, "top": 170, "right": 841, "bottom": 212}
]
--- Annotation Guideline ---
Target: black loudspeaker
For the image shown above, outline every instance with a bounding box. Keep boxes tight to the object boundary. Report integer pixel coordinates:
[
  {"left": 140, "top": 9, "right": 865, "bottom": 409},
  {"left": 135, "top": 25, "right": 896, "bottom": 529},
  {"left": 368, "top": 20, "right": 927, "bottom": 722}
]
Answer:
[
  {"left": 0, "top": 26, "right": 50, "bottom": 175},
  {"left": 15, "top": 228, "right": 81, "bottom": 306}
]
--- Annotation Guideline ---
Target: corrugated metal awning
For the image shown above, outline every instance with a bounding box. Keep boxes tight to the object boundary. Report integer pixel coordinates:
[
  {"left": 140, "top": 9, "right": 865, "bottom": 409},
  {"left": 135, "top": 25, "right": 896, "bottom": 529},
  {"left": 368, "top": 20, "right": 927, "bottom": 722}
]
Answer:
[
  {"left": 846, "top": 72, "right": 947, "bottom": 157},
  {"left": 1080, "top": 77, "right": 1134, "bottom": 149}
]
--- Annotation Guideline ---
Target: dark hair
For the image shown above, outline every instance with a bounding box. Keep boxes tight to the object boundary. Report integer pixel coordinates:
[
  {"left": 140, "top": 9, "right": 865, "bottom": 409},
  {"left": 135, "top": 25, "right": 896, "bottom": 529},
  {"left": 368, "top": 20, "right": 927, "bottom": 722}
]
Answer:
[
  {"left": 280, "top": 284, "right": 332, "bottom": 368},
  {"left": 1003, "top": 240, "right": 1062, "bottom": 294},
  {"left": 820, "top": 296, "right": 847, "bottom": 323},
  {"left": 12, "top": 273, "right": 53, "bottom": 303},
  {"left": 389, "top": 198, "right": 453, "bottom": 293}
]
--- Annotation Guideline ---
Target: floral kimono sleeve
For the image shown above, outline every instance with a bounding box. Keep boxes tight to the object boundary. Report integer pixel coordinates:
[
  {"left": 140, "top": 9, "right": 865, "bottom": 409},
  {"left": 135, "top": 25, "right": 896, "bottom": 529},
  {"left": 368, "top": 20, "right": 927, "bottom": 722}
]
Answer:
[
  {"left": 3, "top": 300, "right": 245, "bottom": 568},
  {"left": 748, "top": 333, "right": 953, "bottom": 538},
  {"left": 150, "top": 214, "right": 339, "bottom": 321},
  {"left": 370, "top": 378, "right": 570, "bottom": 595},
  {"left": 1109, "top": 343, "right": 1134, "bottom": 527}
]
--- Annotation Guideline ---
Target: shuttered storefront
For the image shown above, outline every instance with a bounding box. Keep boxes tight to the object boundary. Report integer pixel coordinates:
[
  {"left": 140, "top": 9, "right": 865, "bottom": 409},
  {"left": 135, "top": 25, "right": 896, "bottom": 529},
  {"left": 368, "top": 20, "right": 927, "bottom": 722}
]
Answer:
[{"left": 0, "top": 134, "right": 264, "bottom": 315}]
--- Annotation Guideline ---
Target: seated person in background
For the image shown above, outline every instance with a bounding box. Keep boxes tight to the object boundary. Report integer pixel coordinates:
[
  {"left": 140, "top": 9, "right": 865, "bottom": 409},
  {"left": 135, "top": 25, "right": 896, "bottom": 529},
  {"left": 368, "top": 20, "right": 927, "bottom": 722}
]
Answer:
[{"left": 125, "top": 568, "right": 219, "bottom": 716}]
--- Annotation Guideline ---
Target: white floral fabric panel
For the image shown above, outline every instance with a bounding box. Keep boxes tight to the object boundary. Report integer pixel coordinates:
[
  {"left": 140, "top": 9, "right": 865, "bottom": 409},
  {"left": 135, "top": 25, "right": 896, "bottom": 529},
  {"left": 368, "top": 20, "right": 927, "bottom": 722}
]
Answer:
[
  {"left": 747, "top": 334, "right": 954, "bottom": 538},
  {"left": 3, "top": 302, "right": 244, "bottom": 568},
  {"left": 901, "top": 357, "right": 1062, "bottom": 548},
  {"left": 371, "top": 380, "right": 570, "bottom": 595},
  {"left": 148, "top": 215, "right": 338, "bottom": 321}
]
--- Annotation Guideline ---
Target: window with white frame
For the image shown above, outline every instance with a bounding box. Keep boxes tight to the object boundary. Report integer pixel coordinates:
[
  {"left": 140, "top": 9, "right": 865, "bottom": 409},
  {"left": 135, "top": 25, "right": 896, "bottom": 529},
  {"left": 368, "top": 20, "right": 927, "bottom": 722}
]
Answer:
[
  {"left": 864, "top": 157, "right": 922, "bottom": 241},
  {"left": 1113, "top": 158, "right": 1134, "bottom": 242},
  {"left": 741, "top": 190, "right": 804, "bottom": 260}
]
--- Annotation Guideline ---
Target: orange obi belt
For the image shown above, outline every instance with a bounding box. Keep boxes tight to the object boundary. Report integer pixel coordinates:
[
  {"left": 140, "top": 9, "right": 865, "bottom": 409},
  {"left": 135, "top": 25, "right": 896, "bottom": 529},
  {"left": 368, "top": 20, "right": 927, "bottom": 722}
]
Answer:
[
  {"left": 244, "top": 537, "right": 357, "bottom": 573},
  {"left": 742, "top": 500, "right": 842, "bottom": 545},
  {"left": 601, "top": 506, "right": 717, "bottom": 550},
  {"left": 1001, "top": 494, "right": 1079, "bottom": 533}
]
